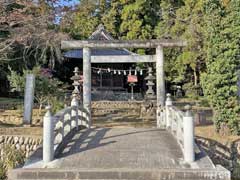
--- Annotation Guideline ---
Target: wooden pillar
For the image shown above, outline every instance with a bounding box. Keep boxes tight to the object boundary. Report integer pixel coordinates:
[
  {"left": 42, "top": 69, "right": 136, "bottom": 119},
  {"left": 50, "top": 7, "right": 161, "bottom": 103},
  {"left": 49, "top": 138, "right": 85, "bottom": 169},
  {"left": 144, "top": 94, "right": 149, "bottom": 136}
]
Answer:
[
  {"left": 83, "top": 47, "right": 91, "bottom": 128},
  {"left": 156, "top": 45, "right": 165, "bottom": 107}
]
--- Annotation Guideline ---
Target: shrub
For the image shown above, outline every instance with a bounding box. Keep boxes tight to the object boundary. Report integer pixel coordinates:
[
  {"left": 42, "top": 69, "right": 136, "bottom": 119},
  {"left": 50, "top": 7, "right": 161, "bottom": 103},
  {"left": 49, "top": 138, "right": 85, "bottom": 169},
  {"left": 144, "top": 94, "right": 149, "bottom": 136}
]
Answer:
[
  {"left": 201, "top": 1, "right": 240, "bottom": 134},
  {"left": 7, "top": 66, "right": 64, "bottom": 116},
  {"left": 182, "top": 83, "right": 202, "bottom": 100},
  {"left": 0, "top": 144, "right": 25, "bottom": 180}
]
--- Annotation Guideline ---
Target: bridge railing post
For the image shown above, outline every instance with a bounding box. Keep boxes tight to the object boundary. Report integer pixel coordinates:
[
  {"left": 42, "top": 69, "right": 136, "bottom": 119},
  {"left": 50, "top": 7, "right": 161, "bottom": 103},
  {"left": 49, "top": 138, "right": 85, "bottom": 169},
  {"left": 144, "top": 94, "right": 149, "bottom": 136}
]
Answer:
[
  {"left": 71, "top": 96, "right": 79, "bottom": 131},
  {"left": 71, "top": 67, "right": 80, "bottom": 131},
  {"left": 43, "top": 106, "right": 54, "bottom": 163},
  {"left": 183, "top": 105, "right": 195, "bottom": 163},
  {"left": 165, "top": 93, "right": 172, "bottom": 128}
]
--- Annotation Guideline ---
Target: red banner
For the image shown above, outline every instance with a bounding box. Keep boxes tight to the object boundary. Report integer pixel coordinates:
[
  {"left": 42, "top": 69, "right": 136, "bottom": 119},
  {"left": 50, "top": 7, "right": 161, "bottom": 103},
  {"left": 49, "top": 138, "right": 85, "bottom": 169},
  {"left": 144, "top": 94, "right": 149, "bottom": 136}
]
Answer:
[{"left": 127, "top": 75, "right": 138, "bottom": 83}]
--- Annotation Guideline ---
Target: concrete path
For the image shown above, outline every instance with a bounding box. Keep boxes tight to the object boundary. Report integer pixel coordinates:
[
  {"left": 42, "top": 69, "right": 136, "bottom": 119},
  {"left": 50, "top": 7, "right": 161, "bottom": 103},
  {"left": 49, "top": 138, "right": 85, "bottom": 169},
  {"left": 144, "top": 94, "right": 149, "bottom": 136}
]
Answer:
[{"left": 55, "top": 128, "right": 187, "bottom": 169}]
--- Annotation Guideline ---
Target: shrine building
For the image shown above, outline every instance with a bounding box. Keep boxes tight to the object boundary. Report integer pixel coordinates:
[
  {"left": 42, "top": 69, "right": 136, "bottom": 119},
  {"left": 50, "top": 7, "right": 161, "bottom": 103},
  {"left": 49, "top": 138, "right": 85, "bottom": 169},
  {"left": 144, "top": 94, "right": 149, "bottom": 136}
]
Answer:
[{"left": 62, "top": 25, "right": 149, "bottom": 98}]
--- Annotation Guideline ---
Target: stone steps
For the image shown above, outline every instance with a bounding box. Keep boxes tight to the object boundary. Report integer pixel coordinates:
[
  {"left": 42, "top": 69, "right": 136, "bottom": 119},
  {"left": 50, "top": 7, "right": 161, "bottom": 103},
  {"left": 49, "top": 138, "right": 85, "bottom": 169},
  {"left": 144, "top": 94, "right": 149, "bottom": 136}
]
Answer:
[{"left": 9, "top": 166, "right": 230, "bottom": 180}]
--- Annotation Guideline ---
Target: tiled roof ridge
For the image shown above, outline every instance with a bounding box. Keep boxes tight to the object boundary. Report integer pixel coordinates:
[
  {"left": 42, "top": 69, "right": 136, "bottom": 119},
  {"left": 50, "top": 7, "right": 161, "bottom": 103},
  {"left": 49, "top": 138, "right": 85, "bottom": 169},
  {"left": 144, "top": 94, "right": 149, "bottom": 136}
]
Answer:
[
  {"left": 88, "top": 24, "right": 135, "bottom": 55},
  {"left": 89, "top": 24, "right": 114, "bottom": 40}
]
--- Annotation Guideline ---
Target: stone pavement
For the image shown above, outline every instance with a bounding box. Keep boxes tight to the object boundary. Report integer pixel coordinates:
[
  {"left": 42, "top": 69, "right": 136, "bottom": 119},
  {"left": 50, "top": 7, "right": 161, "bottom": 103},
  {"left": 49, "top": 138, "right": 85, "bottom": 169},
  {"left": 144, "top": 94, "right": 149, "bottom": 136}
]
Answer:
[{"left": 54, "top": 127, "right": 213, "bottom": 169}]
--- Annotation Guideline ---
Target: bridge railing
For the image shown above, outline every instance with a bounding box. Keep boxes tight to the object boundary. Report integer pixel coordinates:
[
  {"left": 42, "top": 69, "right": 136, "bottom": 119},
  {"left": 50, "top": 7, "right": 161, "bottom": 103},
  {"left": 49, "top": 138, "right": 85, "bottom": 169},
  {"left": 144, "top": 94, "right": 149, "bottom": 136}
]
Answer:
[
  {"left": 43, "top": 97, "right": 87, "bottom": 164},
  {"left": 168, "top": 106, "right": 185, "bottom": 148},
  {"left": 158, "top": 94, "right": 195, "bottom": 163}
]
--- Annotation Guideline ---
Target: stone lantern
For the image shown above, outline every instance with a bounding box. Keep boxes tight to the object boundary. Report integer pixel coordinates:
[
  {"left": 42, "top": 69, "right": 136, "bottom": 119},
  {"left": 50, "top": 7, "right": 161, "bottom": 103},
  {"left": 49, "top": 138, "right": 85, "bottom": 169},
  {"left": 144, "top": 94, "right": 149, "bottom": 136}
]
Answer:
[
  {"left": 70, "top": 67, "right": 81, "bottom": 99},
  {"left": 145, "top": 67, "right": 156, "bottom": 100}
]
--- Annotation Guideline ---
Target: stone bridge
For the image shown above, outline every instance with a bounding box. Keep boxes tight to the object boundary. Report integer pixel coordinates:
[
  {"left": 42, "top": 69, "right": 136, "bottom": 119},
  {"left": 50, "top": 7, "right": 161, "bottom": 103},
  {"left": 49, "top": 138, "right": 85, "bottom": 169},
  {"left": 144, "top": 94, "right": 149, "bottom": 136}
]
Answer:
[{"left": 9, "top": 94, "right": 230, "bottom": 180}]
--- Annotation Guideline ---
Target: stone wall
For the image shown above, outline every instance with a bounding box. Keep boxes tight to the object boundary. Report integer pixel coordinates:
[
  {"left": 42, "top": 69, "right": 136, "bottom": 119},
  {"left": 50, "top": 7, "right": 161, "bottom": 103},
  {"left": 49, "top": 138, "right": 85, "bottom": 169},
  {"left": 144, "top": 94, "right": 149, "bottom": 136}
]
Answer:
[
  {"left": 92, "top": 101, "right": 156, "bottom": 120},
  {"left": 0, "top": 102, "right": 39, "bottom": 110},
  {"left": 92, "top": 91, "right": 144, "bottom": 101},
  {"left": 0, "top": 135, "right": 42, "bottom": 158},
  {"left": 196, "top": 137, "right": 240, "bottom": 179},
  {"left": 92, "top": 101, "right": 143, "bottom": 109},
  {"left": 0, "top": 109, "right": 44, "bottom": 126}
]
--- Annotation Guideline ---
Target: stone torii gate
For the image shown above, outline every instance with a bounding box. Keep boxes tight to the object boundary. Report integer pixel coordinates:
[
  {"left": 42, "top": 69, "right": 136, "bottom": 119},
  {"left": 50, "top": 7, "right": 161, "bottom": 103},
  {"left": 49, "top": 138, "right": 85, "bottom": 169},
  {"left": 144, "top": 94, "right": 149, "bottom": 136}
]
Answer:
[{"left": 61, "top": 39, "right": 186, "bottom": 127}]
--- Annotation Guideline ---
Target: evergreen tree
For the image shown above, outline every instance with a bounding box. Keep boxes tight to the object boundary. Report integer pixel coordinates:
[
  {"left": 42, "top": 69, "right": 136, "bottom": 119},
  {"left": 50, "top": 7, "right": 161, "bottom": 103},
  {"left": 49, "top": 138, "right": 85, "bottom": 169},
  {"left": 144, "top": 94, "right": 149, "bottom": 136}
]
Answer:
[
  {"left": 201, "top": 0, "right": 240, "bottom": 133},
  {"left": 155, "top": 0, "right": 183, "bottom": 38},
  {"left": 120, "top": 0, "right": 160, "bottom": 40},
  {"left": 69, "top": 0, "right": 100, "bottom": 39},
  {"left": 155, "top": 0, "right": 206, "bottom": 96},
  {"left": 173, "top": 0, "right": 206, "bottom": 97},
  {"left": 63, "top": 0, "right": 111, "bottom": 39},
  {"left": 155, "top": 0, "right": 184, "bottom": 87},
  {"left": 102, "top": 0, "right": 125, "bottom": 38}
]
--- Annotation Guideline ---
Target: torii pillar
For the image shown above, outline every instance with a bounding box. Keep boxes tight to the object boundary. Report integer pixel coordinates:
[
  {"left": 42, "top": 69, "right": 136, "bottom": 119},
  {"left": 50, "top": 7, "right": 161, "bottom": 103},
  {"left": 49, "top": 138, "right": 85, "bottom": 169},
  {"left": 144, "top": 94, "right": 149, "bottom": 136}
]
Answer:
[{"left": 83, "top": 47, "right": 91, "bottom": 128}]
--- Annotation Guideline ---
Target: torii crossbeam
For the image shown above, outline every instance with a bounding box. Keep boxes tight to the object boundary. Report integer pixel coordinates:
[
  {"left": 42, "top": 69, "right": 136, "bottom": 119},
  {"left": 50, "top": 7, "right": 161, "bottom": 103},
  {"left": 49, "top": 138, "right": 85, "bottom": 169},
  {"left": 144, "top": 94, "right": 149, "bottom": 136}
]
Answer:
[{"left": 61, "top": 39, "right": 187, "bottom": 128}]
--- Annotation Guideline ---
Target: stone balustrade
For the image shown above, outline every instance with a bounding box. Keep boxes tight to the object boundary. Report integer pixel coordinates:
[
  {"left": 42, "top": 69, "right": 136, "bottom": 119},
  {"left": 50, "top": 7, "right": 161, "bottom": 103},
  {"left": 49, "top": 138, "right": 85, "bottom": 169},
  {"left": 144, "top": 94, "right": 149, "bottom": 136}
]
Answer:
[
  {"left": 168, "top": 106, "right": 185, "bottom": 148},
  {"left": 43, "top": 97, "right": 87, "bottom": 164},
  {"left": 158, "top": 93, "right": 195, "bottom": 163}
]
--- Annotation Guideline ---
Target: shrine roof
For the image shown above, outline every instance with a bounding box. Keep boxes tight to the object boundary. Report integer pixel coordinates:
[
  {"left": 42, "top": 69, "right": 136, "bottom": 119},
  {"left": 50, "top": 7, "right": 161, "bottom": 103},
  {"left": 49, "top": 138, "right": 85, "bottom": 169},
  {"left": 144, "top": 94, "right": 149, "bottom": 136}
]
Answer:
[
  {"left": 63, "top": 24, "right": 134, "bottom": 59},
  {"left": 64, "top": 48, "right": 133, "bottom": 59}
]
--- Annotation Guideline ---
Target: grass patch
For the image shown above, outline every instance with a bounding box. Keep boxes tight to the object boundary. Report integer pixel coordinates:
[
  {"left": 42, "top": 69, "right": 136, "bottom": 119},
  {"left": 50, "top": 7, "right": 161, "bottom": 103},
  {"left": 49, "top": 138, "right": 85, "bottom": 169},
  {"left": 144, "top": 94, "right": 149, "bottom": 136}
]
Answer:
[{"left": 195, "top": 125, "right": 239, "bottom": 144}]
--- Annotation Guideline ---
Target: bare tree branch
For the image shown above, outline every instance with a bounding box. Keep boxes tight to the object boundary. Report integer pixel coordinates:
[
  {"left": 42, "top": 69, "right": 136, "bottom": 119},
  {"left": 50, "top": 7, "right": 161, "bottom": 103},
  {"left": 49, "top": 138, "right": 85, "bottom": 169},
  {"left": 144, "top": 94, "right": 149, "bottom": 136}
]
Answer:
[{"left": 0, "top": 0, "right": 70, "bottom": 68}]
